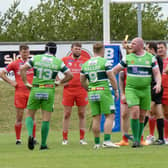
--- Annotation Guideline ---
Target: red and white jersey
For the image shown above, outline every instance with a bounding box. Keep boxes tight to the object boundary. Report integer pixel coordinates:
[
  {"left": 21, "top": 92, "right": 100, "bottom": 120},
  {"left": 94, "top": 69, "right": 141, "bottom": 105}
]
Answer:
[
  {"left": 5, "top": 58, "right": 34, "bottom": 91},
  {"left": 162, "top": 57, "right": 168, "bottom": 88},
  {"left": 62, "top": 55, "right": 90, "bottom": 88}
]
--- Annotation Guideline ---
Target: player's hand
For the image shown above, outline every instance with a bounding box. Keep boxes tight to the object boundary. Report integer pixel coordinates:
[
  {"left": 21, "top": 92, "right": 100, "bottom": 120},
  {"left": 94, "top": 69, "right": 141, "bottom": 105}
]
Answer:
[
  {"left": 122, "top": 40, "right": 128, "bottom": 49},
  {"left": 25, "top": 82, "right": 32, "bottom": 90},
  {"left": 114, "top": 90, "right": 119, "bottom": 101},
  {"left": 10, "top": 81, "right": 17, "bottom": 87},
  {"left": 153, "top": 83, "right": 161, "bottom": 94},
  {"left": 121, "top": 94, "right": 126, "bottom": 103},
  {"left": 55, "top": 80, "right": 61, "bottom": 87}
]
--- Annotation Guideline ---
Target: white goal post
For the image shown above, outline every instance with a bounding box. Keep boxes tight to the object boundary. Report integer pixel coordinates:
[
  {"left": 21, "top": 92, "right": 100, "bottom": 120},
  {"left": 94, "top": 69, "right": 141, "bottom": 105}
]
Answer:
[{"left": 103, "top": 0, "right": 168, "bottom": 43}]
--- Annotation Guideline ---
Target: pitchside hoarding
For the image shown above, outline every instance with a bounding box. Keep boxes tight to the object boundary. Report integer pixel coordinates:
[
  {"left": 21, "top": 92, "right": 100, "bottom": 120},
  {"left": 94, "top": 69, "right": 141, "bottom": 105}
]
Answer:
[
  {"left": 100, "top": 45, "right": 121, "bottom": 132},
  {"left": 0, "top": 43, "right": 122, "bottom": 132}
]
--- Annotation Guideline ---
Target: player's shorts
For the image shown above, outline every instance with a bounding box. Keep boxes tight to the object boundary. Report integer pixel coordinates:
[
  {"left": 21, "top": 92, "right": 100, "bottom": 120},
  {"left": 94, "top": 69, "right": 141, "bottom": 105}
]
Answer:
[
  {"left": 14, "top": 91, "right": 30, "bottom": 109},
  {"left": 88, "top": 89, "right": 115, "bottom": 116},
  {"left": 27, "top": 87, "right": 55, "bottom": 112},
  {"left": 62, "top": 87, "right": 88, "bottom": 106},
  {"left": 162, "top": 87, "right": 168, "bottom": 105},
  {"left": 151, "top": 86, "right": 163, "bottom": 104},
  {"left": 125, "top": 87, "right": 151, "bottom": 110}
]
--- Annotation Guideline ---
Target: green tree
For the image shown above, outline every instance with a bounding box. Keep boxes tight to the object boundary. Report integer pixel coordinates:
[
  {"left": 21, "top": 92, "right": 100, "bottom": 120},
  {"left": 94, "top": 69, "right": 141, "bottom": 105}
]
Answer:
[{"left": 0, "top": 0, "right": 167, "bottom": 41}]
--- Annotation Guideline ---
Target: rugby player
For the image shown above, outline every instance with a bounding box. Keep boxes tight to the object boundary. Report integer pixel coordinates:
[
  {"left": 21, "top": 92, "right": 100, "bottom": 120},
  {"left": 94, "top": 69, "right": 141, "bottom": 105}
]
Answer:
[
  {"left": 112, "top": 37, "right": 161, "bottom": 148},
  {"left": 145, "top": 42, "right": 164, "bottom": 145},
  {"left": 157, "top": 42, "right": 168, "bottom": 144},
  {"left": 20, "top": 42, "right": 73, "bottom": 150},
  {"left": 0, "top": 44, "right": 36, "bottom": 145},
  {"left": 80, "top": 43, "right": 119, "bottom": 149},
  {"left": 61, "top": 43, "right": 90, "bottom": 145}
]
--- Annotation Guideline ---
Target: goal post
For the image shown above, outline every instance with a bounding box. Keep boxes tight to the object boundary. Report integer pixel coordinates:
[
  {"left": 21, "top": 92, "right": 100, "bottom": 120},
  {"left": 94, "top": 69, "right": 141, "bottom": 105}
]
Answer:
[{"left": 103, "top": 0, "right": 168, "bottom": 43}]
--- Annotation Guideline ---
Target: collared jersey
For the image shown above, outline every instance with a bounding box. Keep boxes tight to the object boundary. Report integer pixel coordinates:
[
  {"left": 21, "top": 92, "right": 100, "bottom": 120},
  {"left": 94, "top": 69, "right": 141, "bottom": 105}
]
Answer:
[
  {"left": 27, "top": 54, "right": 69, "bottom": 86},
  {"left": 62, "top": 55, "right": 89, "bottom": 88},
  {"left": 81, "top": 56, "right": 113, "bottom": 90},
  {"left": 120, "top": 52, "right": 158, "bottom": 89},
  {"left": 5, "top": 58, "right": 33, "bottom": 91}
]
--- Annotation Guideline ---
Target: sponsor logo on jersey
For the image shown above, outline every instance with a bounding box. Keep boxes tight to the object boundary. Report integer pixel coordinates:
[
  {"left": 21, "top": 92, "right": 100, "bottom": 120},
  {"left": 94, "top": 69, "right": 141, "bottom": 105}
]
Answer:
[{"left": 131, "top": 60, "right": 134, "bottom": 64}]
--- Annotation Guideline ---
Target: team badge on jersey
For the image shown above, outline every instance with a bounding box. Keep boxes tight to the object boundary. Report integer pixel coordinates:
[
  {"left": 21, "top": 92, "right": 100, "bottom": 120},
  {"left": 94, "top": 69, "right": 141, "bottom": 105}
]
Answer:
[{"left": 131, "top": 60, "right": 134, "bottom": 64}]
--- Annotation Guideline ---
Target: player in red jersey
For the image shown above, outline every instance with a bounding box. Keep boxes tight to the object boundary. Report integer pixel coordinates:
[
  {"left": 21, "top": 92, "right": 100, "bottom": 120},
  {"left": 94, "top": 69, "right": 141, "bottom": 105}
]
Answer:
[
  {"left": 61, "top": 43, "right": 90, "bottom": 145},
  {"left": 0, "top": 44, "right": 36, "bottom": 145},
  {"left": 158, "top": 42, "right": 168, "bottom": 144}
]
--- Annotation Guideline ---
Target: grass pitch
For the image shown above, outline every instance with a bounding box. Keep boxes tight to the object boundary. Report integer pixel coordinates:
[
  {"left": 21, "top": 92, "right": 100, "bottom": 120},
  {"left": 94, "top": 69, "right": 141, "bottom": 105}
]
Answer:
[
  {"left": 0, "top": 82, "right": 168, "bottom": 168},
  {"left": 0, "top": 131, "right": 168, "bottom": 168}
]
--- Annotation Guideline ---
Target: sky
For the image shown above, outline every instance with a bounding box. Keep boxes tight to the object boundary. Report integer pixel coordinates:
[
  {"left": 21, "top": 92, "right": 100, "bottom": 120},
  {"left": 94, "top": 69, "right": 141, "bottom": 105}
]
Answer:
[{"left": 0, "top": 0, "right": 168, "bottom": 18}]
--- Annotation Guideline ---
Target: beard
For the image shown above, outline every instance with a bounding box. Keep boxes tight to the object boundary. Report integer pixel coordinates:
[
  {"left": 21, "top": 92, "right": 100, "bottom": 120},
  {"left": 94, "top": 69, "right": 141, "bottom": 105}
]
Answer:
[{"left": 73, "top": 53, "right": 80, "bottom": 58}]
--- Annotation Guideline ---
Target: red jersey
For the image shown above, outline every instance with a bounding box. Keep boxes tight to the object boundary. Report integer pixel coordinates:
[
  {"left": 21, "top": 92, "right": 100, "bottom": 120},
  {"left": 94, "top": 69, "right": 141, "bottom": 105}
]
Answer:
[
  {"left": 162, "top": 57, "right": 168, "bottom": 89},
  {"left": 62, "top": 55, "right": 90, "bottom": 88},
  {"left": 5, "top": 59, "right": 34, "bottom": 92}
]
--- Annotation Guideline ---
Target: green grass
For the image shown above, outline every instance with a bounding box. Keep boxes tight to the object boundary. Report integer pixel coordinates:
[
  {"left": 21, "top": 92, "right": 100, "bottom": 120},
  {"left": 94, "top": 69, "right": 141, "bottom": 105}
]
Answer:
[
  {"left": 0, "top": 131, "right": 168, "bottom": 168},
  {"left": 1, "top": 82, "right": 168, "bottom": 168}
]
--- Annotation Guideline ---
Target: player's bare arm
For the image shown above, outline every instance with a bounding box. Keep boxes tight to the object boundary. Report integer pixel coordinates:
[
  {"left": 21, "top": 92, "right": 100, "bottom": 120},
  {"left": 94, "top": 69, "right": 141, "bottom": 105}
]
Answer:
[
  {"left": 80, "top": 74, "right": 88, "bottom": 91},
  {"left": 112, "top": 64, "right": 124, "bottom": 76},
  {"left": 0, "top": 70, "right": 17, "bottom": 87},
  {"left": 152, "top": 67, "right": 161, "bottom": 94},
  {"left": 119, "top": 71, "right": 126, "bottom": 103},
  {"left": 60, "top": 70, "right": 73, "bottom": 85},
  {"left": 106, "top": 70, "right": 119, "bottom": 100},
  {"left": 20, "top": 64, "right": 32, "bottom": 89}
]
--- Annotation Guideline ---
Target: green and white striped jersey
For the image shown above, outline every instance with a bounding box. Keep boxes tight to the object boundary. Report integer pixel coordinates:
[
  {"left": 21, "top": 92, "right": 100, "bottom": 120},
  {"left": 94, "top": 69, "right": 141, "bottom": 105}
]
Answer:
[
  {"left": 120, "top": 52, "right": 158, "bottom": 89},
  {"left": 81, "top": 56, "right": 112, "bottom": 90},
  {"left": 27, "top": 54, "right": 69, "bottom": 85}
]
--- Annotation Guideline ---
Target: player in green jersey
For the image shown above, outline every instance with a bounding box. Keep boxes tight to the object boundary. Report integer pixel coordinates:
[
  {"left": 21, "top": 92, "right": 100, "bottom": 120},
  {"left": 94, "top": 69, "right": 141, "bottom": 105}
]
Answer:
[
  {"left": 80, "top": 43, "right": 119, "bottom": 149},
  {"left": 112, "top": 37, "right": 161, "bottom": 148},
  {"left": 20, "top": 42, "right": 73, "bottom": 150}
]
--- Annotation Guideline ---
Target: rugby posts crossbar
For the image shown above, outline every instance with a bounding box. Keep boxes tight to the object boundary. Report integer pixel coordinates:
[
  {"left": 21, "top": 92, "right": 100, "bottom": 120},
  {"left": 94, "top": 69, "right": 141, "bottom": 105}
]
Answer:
[{"left": 103, "top": 0, "right": 168, "bottom": 44}]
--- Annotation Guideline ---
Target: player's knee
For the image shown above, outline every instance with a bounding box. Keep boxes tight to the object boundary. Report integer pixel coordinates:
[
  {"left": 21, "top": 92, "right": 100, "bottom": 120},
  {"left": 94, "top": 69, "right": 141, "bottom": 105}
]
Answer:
[
  {"left": 64, "top": 112, "right": 71, "bottom": 120},
  {"left": 15, "top": 120, "right": 22, "bottom": 124},
  {"left": 78, "top": 112, "right": 85, "bottom": 119}
]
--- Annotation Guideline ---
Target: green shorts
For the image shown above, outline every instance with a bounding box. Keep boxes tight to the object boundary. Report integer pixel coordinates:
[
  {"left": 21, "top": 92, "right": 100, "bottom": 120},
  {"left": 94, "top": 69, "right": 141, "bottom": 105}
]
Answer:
[
  {"left": 125, "top": 87, "right": 151, "bottom": 110},
  {"left": 88, "top": 90, "right": 115, "bottom": 116},
  {"left": 27, "top": 87, "right": 55, "bottom": 112}
]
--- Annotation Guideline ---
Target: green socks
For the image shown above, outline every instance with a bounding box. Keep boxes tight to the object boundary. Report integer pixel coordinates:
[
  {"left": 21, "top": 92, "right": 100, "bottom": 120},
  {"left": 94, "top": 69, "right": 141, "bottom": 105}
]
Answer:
[
  {"left": 41, "top": 121, "right": 50, "bottom": 147},
  {"left": 131, "top": 119, "right": 140, "bottom": 142},
  {"left": 138, "top": 122, "right": 144, "bottom": 143},
  {"left": 94, "top": 137, "right": 100, "bottom": 144},
  {"left": 104, "top": 134, "right": 111, "bottom": 141},
  {"left": 25, "top": 117, "right": 34, "bottom": 136}
]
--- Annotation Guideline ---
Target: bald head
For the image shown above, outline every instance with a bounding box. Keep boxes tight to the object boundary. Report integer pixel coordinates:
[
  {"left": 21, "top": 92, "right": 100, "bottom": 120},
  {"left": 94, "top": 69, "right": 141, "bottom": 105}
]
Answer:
[{"left": 131, "top": 37, "right": 144, "bottom": 54}]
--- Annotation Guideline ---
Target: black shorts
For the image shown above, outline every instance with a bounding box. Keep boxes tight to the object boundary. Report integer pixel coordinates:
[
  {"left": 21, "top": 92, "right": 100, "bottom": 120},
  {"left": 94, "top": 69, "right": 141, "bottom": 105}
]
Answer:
[{"left": 151, "top": 86, "right": 163, "bottom": 104}]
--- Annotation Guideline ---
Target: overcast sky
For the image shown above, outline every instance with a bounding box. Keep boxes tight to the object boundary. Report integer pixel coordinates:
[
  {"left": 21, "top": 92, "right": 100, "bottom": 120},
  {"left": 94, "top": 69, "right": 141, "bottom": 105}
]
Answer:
[{"left": 0, "top": 0, "right": 168, "bottom": 18}]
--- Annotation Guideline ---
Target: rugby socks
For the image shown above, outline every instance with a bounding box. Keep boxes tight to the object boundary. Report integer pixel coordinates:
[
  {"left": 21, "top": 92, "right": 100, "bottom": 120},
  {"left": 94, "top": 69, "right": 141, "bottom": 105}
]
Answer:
[
  {"left": 144, "top": 116, "right": 149, "bottom": 127},
  {"left": 41, "top": 121, "right": 50, "bottom": 147},
  {"left": 33, "top": 122, "right": 36, "bottom": 139},
  {"left": 15, "top": 123, "right": 22, "bottom": 140},
  {"left": 131, "top": 119, "right": 139, "bottom": 142},
  {"left": 25, "top": 117, "right": 34, "bottom": 136},
  {"left": 157, "top": 119, "right": 164, "bottom": 140},
  {"left": 94, "top": 137, "right": 100, "bottom": 144},
  {"left": 63, "top": 131, "right": 68, "bottom": 140},
  {"left": 149, "top": 117, "right": 156, "bottom": 136},
  {"left": 80, "top": 129, "right": 85, "bottom": 140},
  {"left": 138, "top": 123, "right": 144, "bottom": 143},
  {"left": 104, "top": 134, "right": 111, "bottom": 141},
  {"left": 123, "top": 135, "right": 128, "bottom": 142},
  {"left": 164, "top": 119, "right": 168, "bottom": 139}
]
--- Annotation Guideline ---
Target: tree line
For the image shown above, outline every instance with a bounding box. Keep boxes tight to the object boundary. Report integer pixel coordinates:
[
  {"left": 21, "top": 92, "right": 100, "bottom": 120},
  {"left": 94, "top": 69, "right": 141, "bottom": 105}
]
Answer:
[{"left": 0, "top": 0, "right": 167, "bottom": 42}]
